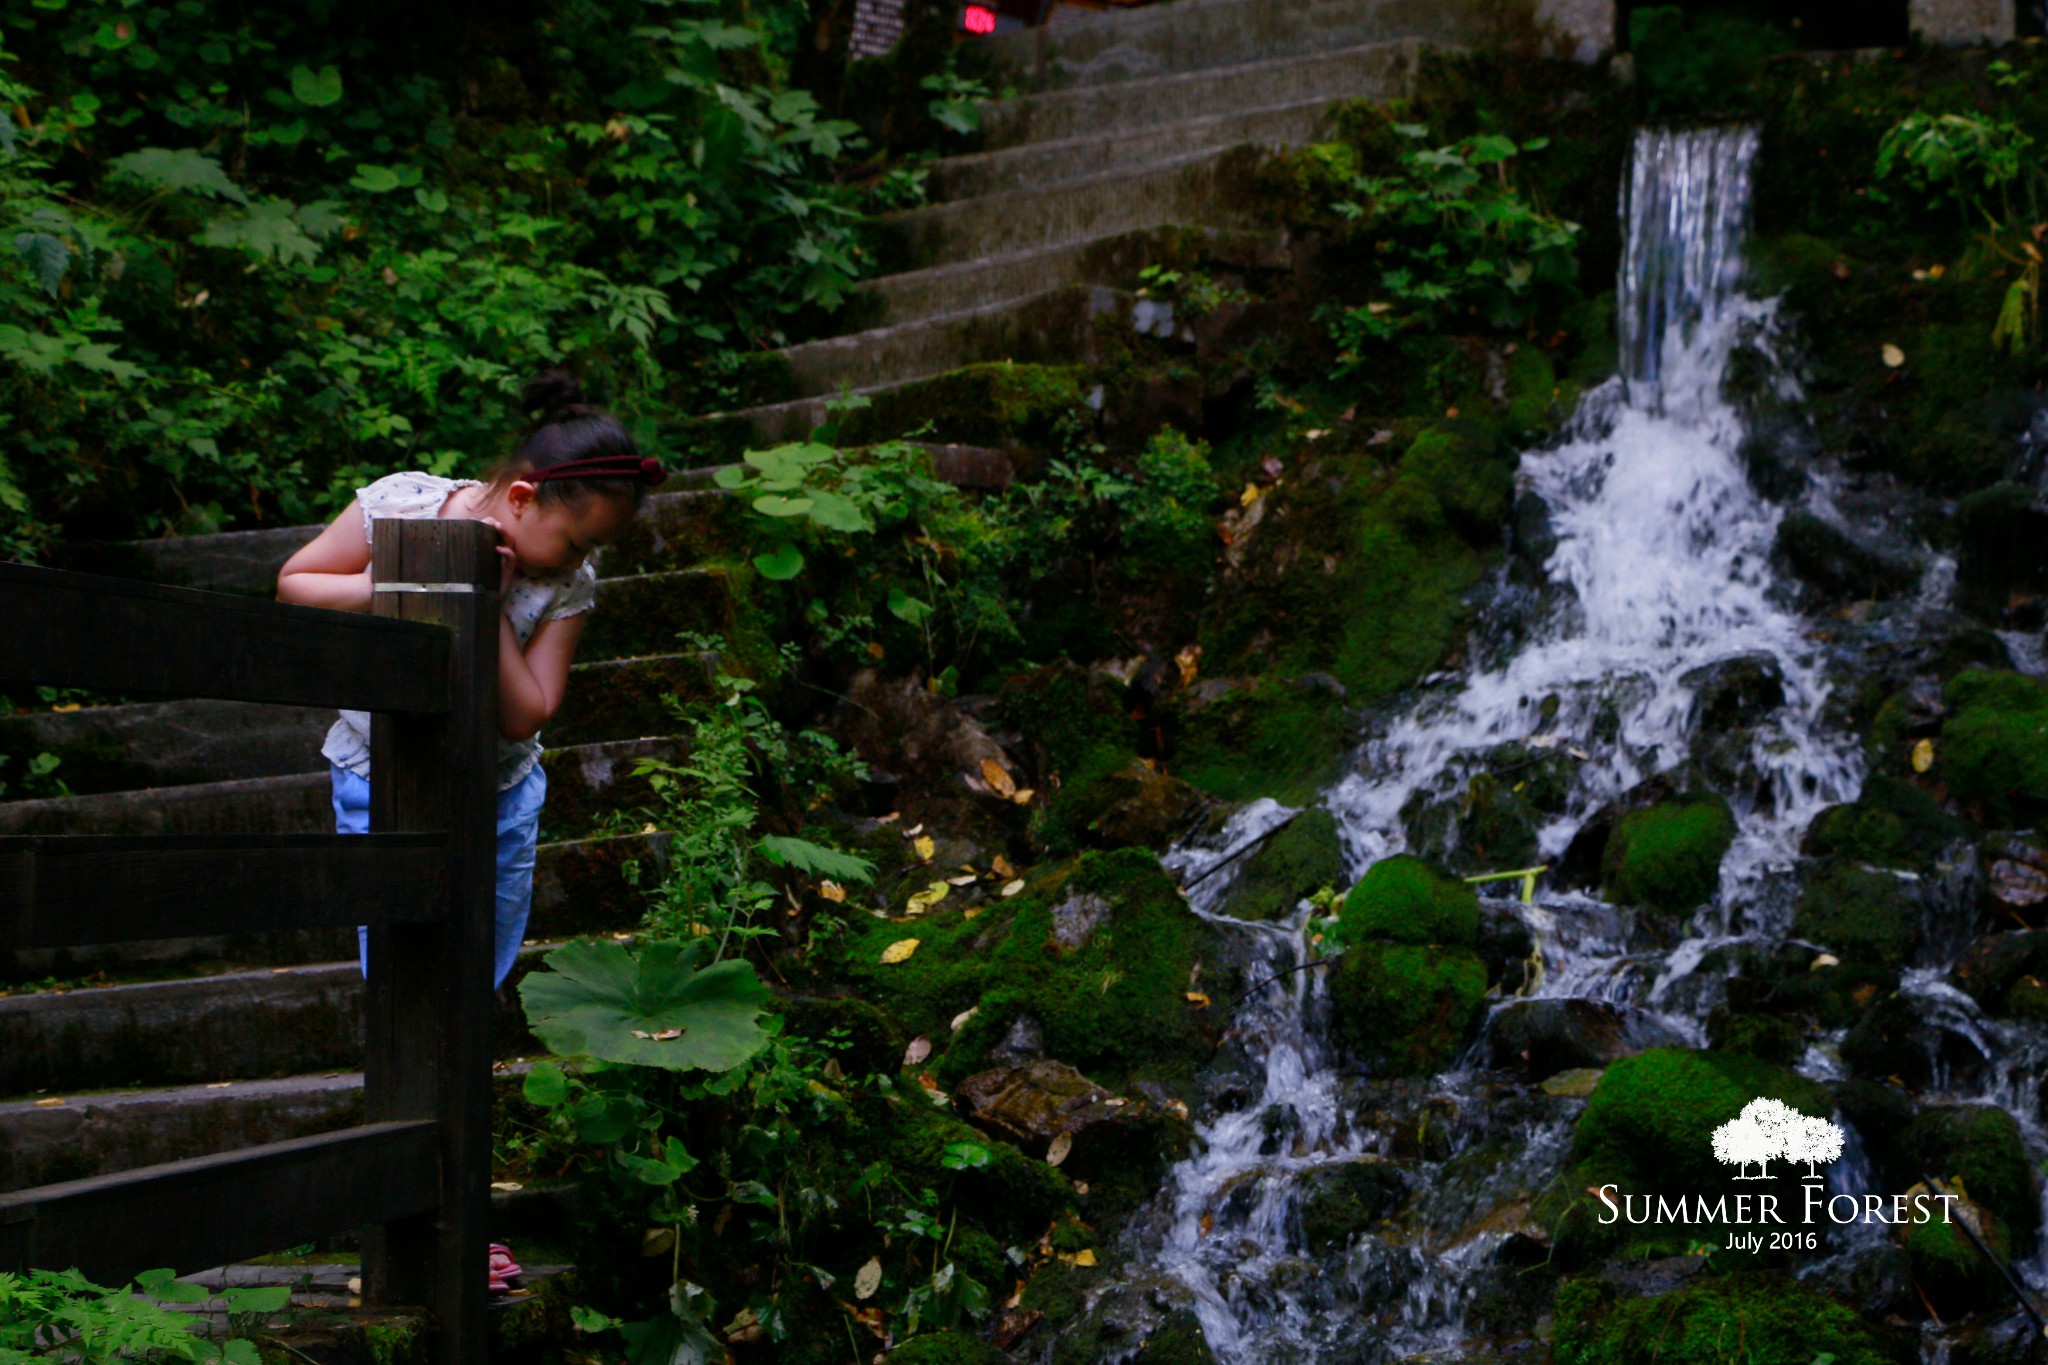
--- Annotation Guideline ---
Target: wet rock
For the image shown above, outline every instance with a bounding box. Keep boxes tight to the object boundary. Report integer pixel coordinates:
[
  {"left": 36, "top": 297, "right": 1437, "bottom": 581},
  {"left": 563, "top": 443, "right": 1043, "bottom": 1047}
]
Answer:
[
  {"left": 1908, "top": 1104, "right": 2040, "bottom": 1245},
  {"left": 1941, "top": 670, "right": 2048, "bottom": 826},
  {"left": 1046, "top": 1268, "right": 1206, "bottom": 1365},
  {"left": 1681, "top": 652, "right": 1785, "bottom": 732},
  {"left": 1956, "top": 482, "right": 2048, "bottom": 614},
  {"left": 1706, "top": 1010, "right": 1803, "bottom": 1067},
  {"left": 1218, "top": 807, "right": 1343, "bottom": 922},
  {"left": 1772, "top": 510, "right": 1919, "bottom": 603},
  {"left": 1339, "top": 854, "right": 1478, "bottom": 947},
  {"left": 1067, "top": 761, "right": 1212, "bottom": 852},
  {"left": 1600, "top": 793, "right": 1736, "bottom": 916},
  {"left": 1257, "top": 1102, "right": 1300, "bottom": 1156},
  {"left": 991, "top": 1014, "right": 1046, "bottom": 1065},
  {"left": 1510, "top": 491, "right": 1559, "bottom": 585},
  {"left": 1474, "top": 898, "right": 1538, "bottom": 996},
  {"left": 1797, "top": 1240, "right": 1914, "bottom": 1320},
  {"left": 1841, "top": 994, "right": 1990, "bottom": 1094},
  {"left": 1800, "top": 774, "right": 1966, "bottom": 871},
  {"left": 840, "top": 668, "right": 1019, "bottom": 796},
  {"left": 1403, "top": 740, "right": 1578, "bottom": 875},
  {"left": 1132, "top": 1309, "right": 1215, "bottom": 1365},
  {"left": 1906, "top": 1190, "right": 2014, "bottom": 1320},
  {"left": 1952, "top": 929, "right": 2048, "bottom": 1017},
  {"left": 1553, "top": 1269, "right": 1908, "bottom": 1365},
  {"left": 1049, "top": 892, "right": 1111, "bottom": 952},
  {"left": 1981, "top": 834, "right": 2048, "bottom": 928},
  {"left": 1486, "top": 999, "right": 1673, "bottom": 1078},
  {"left": 1295, "top": 1157, "right": 1410, "bottom": 1254},
  {"left": 1326, "top": 942, "right": 1488, "bottom": 1077}
]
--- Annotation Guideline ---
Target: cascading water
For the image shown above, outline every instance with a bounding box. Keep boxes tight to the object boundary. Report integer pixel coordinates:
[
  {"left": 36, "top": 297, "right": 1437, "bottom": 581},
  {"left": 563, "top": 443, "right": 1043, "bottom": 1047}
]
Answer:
[{"left": 1050, "top": 124, "right": 2029, "bottom": 1363}]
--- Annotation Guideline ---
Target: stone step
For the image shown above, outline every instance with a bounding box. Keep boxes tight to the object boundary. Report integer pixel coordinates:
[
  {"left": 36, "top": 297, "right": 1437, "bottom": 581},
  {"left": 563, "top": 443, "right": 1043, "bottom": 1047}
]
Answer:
[
  {"left": 0, "top": 736, "right": 685, "bottom": 841},
  {"left": 580, "top": 568, "right": 735, "bottom": 659},
  {"left": 872, "top": 142, "right": 1268, "bottom": 273},
  {"left": 0, "top": 652, "right": 716, "bottom": 796},
  {"left": 52, "top": 488, "right": 740, "bottom": 597},
  {"left": 3, "top": 830, "right": 666, "bottom": 983},
  {"left": 978, "top": 38, "right": 1418, "bottom": 154},
  {"left": 781, "top": 285, "right": 1113, "bottom": 400},
  {"left": 0, "top": 944, "right": 572, "bottom": 1096},
  {"left": 848, "top": 225, "right": 1267, "bottom": 329},
  {"left": 929, "top": 95, "right": 1340, "bottom": 204},
  {"left": 979, "top": 0, "right": 1507, "bottom": 93}
]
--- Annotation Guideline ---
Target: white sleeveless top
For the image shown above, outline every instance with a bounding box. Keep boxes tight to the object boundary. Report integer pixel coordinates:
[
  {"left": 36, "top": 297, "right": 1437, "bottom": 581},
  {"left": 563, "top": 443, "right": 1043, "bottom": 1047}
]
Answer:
[{"left": 319, "top": 472, "right": 599, "bottom": 791}]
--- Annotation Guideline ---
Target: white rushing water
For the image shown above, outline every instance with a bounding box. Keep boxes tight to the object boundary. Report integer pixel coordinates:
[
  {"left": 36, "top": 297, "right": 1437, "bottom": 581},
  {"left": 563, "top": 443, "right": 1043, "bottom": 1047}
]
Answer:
[{"left": 1088, "top": 126, "right": 1888, "bottom": 1363}]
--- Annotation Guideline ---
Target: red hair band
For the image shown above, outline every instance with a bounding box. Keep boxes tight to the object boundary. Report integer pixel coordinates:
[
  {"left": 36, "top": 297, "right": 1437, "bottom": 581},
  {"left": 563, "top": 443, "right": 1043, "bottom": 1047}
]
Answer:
[{"left": 528, "top": 454, "right": 668, "bottom": 487}]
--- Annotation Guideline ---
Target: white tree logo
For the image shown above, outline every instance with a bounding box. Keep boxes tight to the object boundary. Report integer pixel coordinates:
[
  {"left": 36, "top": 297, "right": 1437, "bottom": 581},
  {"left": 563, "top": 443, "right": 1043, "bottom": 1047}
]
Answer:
[{"left": 1710, "top": 1099, "right": 1844, "bottom": 1180}]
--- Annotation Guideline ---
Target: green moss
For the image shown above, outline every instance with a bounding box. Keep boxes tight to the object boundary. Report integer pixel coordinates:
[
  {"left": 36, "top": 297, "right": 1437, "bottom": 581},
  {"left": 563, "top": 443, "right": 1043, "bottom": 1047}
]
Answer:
[
  {"left": 1553, "top": 1271, "right": 1900, "bottom": 1365},
  {"left": 1943, "top": 670, "right": 2048, "bottom": 824},
  {"left": 1903, "top": 1206, "right": 2010, "bottom": 1317},
  {"left": 1336, "top": 854, "right": 1478, "bottom": 948},
  {"left": 856, "top": 1087, "right": 1074, "bottom": 1245},
  {"left": 1219, "top": 807, "right": 1343, "bottom": 921},
  {"left": 1402, "top": 741, "right": 1577, "bottom": 874},
  {"left": 1326, "top": 941, "right": 1487, "bottom": 1076},
  {"left": 1908, "top": 1104, "right": 2039, "bottom": 1240},
  {"left": 1711, "top": 1012, "right": 1803, "bottom": 1067},
  {"left": 1571, "top": 1048, "right": 1831, "bottom": 1198},
  {"left": 845, "top": 362, "right": 1087, "bottom": 449},
  {"left": 1398, "top": 423, "right": 1514, "bottom": 540},
  {"left": 887, "top": 1331, "right": 1014, "bottom": 1364},
  {"left": 1134, "top": 1309, "right": 1216, "bottom": 1364},
  {"left": 1171, "top": 683, "right": 1347, "bottom": 807},
  {"left": 1296, "top": 1157, "right": 1409, "bottom": 1253},
  {"left": 1801, "top": 775, "right": 1962, "bottom": 869},
  {"left": 1791, "top": 863, "right": 1918, "bottom": 974},
  {"left": 835, "top": 850, "right": 1216, "bottom": 1092},
  {"left": 1600, "top": 795, "right": 1736, "bottom": 915}
]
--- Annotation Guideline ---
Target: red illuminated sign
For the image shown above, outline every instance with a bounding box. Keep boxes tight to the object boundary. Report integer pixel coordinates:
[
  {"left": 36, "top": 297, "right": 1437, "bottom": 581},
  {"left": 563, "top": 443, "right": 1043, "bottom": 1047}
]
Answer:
[{"left": 962, "top": 4, "right": 997, "bottom": 34}]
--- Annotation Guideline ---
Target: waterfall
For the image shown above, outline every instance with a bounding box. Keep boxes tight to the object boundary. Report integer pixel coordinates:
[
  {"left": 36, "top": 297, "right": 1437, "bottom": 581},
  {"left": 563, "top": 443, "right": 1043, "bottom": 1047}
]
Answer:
[{"left": 1077, "top": 126, "right": 1886, "bottom": 1364}]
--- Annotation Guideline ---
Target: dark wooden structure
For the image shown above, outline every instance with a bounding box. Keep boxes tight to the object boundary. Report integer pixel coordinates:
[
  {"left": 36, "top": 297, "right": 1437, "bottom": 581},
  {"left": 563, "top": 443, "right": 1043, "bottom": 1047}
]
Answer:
[{"left": 0, "top": 520, "right": 499, "bottom": 1364}]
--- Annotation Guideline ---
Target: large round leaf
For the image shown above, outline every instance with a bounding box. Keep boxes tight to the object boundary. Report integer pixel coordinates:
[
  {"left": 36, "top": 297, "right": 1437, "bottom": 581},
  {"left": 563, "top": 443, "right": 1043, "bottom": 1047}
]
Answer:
[{"left": 518, "top": 938, "right": 773, "bottom": 1072}]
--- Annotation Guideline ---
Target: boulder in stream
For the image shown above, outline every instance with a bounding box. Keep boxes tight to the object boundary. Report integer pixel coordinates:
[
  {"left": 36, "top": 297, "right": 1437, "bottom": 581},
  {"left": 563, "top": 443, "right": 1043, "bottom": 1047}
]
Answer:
[
  {"left": 1940, "top": 670, "right": 2048, "bottom": 826},
  {"left": 1841, "top": 993, "right": 1990, "bottom": 1094},
  {"left": 1951, "top": 929, "right": 2048, "bottom": 1016},
  {"left": 1771, "top": 510, "right": 1920, "bottom": 604},
  {"left": 1217, "top": 806, "right": 1343, "bottom": 921},
  {"left": 1326, "top": 943, "right": 1488, "bottom": 1077},
  {"left": 1338, "top": 854, "right": 1479, "bottom": 947},
  {"left": 1485, "top": 998, "right": 1680, "bottom": 1079},
  {"left": 1599, "top": 793, "right": 1737, "bottom": 916},
  {"left": 1295, "top": 1157, "right": 1411, "bottom": 1254},
  {"left": 1791, "top": 861, "right": 1922, "bottom": 978}
]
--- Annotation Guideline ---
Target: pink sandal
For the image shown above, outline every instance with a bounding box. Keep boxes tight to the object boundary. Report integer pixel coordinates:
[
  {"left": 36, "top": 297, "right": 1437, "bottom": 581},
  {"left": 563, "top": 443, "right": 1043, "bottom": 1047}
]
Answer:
[{"left": 488, "top": 1242, "right": 525, "bottom": 1294}]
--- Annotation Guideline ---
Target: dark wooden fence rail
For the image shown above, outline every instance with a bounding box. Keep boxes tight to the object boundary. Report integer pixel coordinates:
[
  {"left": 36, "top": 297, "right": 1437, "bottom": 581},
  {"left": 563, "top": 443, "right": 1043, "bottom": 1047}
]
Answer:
[{"left": 0, "top": 520, "right": 499, "bottom": 1364}]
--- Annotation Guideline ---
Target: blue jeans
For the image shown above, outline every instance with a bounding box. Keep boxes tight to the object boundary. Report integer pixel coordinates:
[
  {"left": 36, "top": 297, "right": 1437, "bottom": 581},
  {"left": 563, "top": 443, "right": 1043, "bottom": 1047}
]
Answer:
[{"left": 330, "top": 761, "right": 547, "bottom": 990}]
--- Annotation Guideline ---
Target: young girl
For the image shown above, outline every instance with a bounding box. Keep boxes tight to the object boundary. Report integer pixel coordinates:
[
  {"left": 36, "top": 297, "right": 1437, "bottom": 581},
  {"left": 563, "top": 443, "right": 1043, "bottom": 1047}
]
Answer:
[{"left": 277, "top": 371, "right": 665, "bottom": 992}]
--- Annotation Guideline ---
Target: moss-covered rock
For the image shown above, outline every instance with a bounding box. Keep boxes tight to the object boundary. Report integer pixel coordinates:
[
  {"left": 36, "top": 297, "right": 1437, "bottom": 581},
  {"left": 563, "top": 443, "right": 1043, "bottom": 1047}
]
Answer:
[
  {"left": 1907, "top": 1104, "right": 2039, "bottom": 1243},
  {"left": 836, "top": 850, "right": 1220, "bottom": 1093},
  {"left": 1942, "top": 670, "right": 2048, "bottom": 825},
  {"left": 1325, "top": 941, "right": 1487, "bottom": 1076},
  {"left": 1337, "top": 854, "right": 1478, "bottom": 948},
  {"left": 1952, "top": 930, "right": 2048, "bottom": 1017},
  {"left": 854, "top": 1085, "right": 1075, "bottom": 1246},
  {"left": 886, "top": 1331, "right": 1014, "bottom": 1365},
  {"left": 1800, "top": 775, "right": 1965, "bottom": 870},
  {"left": 1600, "top": 795, "right": 1736, "bottom": 915},
  {"left": 1296, "top": 1157, "right": 1411, "bottom": 1253},
  {"left": 1707, "top": 1011, "right": 1803, "bottom": 1068},
  {"left": 1791, "top": 863, "right": 1919, "bottom": 976},
  {"left": 1553, "top": 1271, "right": 1903, "bottom": 1365},
  {"left": 1904, "top": 1198, "right": 2011, "bottom": 1320},
  {"left": 1169, "top": 681, "right": 1348, "bottom": 807},
  {"left": 1402, "top": 741, "right": 1577, "bottom": 875},
  {"left": 1218, "top": 807, "right": 1343, "bottom": 921}
]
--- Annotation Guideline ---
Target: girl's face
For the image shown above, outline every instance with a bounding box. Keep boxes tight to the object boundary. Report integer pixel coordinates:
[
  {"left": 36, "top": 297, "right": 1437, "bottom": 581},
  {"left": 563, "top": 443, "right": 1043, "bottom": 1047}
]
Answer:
[{"left": 500, "top": 483, "right": 634, "bottom": 576}]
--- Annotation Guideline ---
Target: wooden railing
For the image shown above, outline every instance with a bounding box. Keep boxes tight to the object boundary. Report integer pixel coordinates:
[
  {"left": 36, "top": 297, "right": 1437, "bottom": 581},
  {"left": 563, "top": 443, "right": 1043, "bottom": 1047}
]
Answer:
[{"left": 0, "top": 520, "right": 500, "bottom": 1364}]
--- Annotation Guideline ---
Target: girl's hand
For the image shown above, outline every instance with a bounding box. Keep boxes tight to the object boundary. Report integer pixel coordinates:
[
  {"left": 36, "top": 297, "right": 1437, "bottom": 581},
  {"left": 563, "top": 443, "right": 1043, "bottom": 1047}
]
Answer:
[{"left": 478, "top": 516, "right": 519, "bottom": 595}]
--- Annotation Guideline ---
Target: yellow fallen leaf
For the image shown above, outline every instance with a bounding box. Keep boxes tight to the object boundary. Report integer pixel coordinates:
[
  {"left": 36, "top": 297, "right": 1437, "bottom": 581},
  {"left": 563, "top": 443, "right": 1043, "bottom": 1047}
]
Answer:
[
  {"left": 32, "top": 1097, "right": 64, "bottom": 1108},
  {"left": 1046, "top": 1132, "right": 1073, "bottom": 1167},
  {"left": 880, "top": 939, "right": 920, "bottom": 964},
  {"left": 1175, "top": 644, "right": 1201, "bottom": 686},
  {"left": 914, "top": 835, "right": 936, "bottom": 863},
  {"left": 819, "top": 880, "right": 847, "bottom": 903},
  {"left": 905, "top": 881, "right": 950, "bottom": 915},
  {"left": 947, "top": 873, "right": 978, "bottom": 886},
  {"left": 1185, "top": 991, "right": 1210, "bottom": 1009},
  {"left": 980, "top": 758, "right": 1017, "bottom": 797},
  {"left": 993, "top": 855, "right": 1017, "bottom": 878},
  {"left": 1882, "top": 343, "right": 1905, "bottom": 368},
  {"left": 491, "top": 1181, "right": 524, "bottom": 1192},
  {"left": 1010, "top": 788, "right": 1035, "bottom": 806},
  {"left": 1002, "top": 879, "right": 1026, "bottom": 897},
  {"left": 951, "top": 1006, "right": 979, "bottom": 1032},
  {"left": 963, "top": 907, "right": 983, "bottom": 920},
  {"left": 854, "top": 1256, "right": 883, "bottom": 1300},
  {"left": 1811, "top": 952, "right": 1840, "bottom": 970},
  {"left": 867, "top": 641, "right": 886, "bottom": 659},
  {"left": 1239, "top": 483, "right": 1261, "bottom": 507},
  {"left": 1911, "top": 738, "right": 1935, "bottom": 774},
  {"left": 1058, "top": 1249, "right": 1097, "bottom": 1267}
]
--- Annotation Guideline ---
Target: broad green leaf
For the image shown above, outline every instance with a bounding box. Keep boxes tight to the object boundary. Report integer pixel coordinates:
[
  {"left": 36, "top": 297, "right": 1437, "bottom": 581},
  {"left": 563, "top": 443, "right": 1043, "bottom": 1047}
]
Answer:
[
  {"left": 617, "top": 1150, "right": 684, "bottom": 1185},
  {"left": 289, "top": 64, "right": 344, "bottom": 108},
  {"left": 522, "top": 1060, "right": 570, "bottom": 1107},
  {"left": 13, "top": 233, "right": 68, "bottom": 297},
  {"left": 132, "top": 1268, "right": 207, "bottom": 1303},
  {"left": 220, "top": 1284, "right": 290, "bottom": 1313},
  {"left": 519, "top": 938, "right": 773, "bottom": 1072},
  {"left": 107, "top": 147, "right": 248, "bottom": 204},
  {"left": 752, "top": 493, "right": 813, "bottom": 518},
  {"left": 888, "top": 588, "right": 933, "bottom": 626},
  {"left": 350, "top": 164, "right": 403, "bottom": 193},
  {"left": 570, "top": 1094, "right": 639, "bottom": 1144},
  {"left": 712, "top": 465, "right": 749, "bottom": 489},
  {"left": 1466, "top": 134, "right": 1519, "bottom": 166},
  {"left": 195, "top": 198, "right": 322, "bottom": 266},
  {"left": 804, "top": 488, "right": 866, "bottom": 533},
  {"left": 758, "top": 834, "right": 875, "bottom": 883},
  {"left": 752, "top": 543, "right": 804, "bottom": 580}
]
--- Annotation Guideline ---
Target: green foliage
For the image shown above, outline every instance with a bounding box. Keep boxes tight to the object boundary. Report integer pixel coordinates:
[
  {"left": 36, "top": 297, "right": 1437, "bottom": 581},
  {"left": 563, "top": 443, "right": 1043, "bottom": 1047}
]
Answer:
[
  {"left": 1330, "top": 854, "right": 1478, "bottom": 950},
  {"left": 1554, "top": 1271, "right": 1897, "bottom": 1365},
  {"left": 518, "top": 937, "right": 776, "bottom": 1073},
  {"left": 1941, "top": 669, "right": 2048, "bottom": 823},
  {"left": 1628, "top": 6, "right": 1791, "bottom": 120},
  {"left": 1325, "top": 941, "right": 1487, "bottom": 1076},
  {"left": 1320, "top": 126, "right": 1580, "bottom": 375},
  {"left": 0, "top": 0, "right": 870, "bottom": 556},
  {"left": 0, "top": 1266, "right": 270, "bottom": 1362}
]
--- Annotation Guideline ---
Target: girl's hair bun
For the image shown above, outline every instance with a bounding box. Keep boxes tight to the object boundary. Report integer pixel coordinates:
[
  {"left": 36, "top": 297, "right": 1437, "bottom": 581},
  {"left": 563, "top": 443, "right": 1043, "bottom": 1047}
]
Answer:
[{"left": 523, "top": 370, "right": 587, "bottom": 423}]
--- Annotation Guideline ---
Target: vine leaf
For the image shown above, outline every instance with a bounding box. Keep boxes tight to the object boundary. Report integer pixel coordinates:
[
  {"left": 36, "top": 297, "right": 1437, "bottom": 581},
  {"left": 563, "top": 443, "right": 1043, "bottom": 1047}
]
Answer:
[
  {"left": 751, "top": 543, "right": 804, "bottom": 580},
  {"left": 107, "top": 147, "right": 248, "bottom": 204},
  {"left": 289, "top": 64, "right": 344, "bottom": 108},
  {"left": 518, "top": 938, "right": 772, "bottom": 1072}
]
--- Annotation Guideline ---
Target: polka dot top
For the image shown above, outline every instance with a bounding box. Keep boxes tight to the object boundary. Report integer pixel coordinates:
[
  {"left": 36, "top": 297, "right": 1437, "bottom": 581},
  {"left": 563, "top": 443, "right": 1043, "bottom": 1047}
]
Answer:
[{"left": 320, "top": 471, "right": 599, "bottom": 791}]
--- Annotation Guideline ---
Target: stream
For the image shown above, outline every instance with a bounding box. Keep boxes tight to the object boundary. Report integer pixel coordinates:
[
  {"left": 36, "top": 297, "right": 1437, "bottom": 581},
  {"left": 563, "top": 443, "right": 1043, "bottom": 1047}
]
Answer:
[{"left": 1057, "top": 125, "right": 2048, "bottom": 1363}]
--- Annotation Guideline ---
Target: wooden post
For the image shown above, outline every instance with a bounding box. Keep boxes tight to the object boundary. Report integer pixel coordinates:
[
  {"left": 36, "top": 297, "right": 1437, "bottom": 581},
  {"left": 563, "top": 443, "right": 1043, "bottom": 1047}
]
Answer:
[{"left": 361, "top": 519, "right": 499, "bottom": 1362}]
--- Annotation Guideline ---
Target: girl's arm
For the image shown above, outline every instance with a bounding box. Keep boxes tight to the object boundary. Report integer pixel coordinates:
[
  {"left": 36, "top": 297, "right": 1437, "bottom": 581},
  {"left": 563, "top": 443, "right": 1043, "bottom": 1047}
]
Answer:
[
  {"left": 499, "top": 613, "right": 586, "bottom": 742},
  {"left": 276, "top": 498, "right": 374, "bottom": 611}
]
